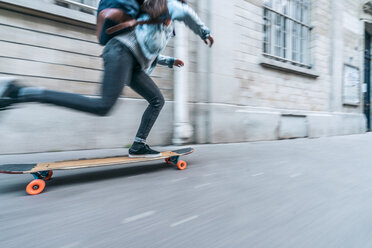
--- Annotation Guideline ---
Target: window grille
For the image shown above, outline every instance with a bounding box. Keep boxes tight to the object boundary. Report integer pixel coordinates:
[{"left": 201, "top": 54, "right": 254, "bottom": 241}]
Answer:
[{"left": 263, "top": 0, "right": 311, "bottom": 68}]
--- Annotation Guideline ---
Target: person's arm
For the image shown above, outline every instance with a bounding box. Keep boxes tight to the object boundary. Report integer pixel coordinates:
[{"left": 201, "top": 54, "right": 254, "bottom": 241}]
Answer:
[
  {"left": 146, "top": 55, "right": 184, "bottom": 75},
  {"left": 157, "top": 55, "right": 184, "bottom": 68},
  {"left": 168, "top": 1, "right": 214, "bottom": 47},
  {"left": 157, "top": 55, "right": 175, "bottom": 68}
]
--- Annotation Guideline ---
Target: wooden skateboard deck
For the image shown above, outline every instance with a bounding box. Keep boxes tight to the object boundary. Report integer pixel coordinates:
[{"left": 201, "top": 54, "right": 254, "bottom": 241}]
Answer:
[{"left": 0, "top": 147, "right": 194, "bottom": 195}]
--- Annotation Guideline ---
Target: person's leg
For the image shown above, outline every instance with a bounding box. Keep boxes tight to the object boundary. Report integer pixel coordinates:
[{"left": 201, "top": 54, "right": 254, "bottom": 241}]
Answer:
[
  {"left": 131, "top": 70, "right": 165, "bottom": 141},
  {"left": 0, "top": 40, "right": 136, "bottom": 116},
  {"left": 128, "top": 70, "right": 165, "bottom": 157}
]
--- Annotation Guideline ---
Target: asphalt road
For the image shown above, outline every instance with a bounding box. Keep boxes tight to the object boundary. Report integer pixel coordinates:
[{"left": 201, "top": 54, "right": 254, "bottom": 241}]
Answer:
[{"left": 2, "top": 134, "right": 372, "bottom": 248}]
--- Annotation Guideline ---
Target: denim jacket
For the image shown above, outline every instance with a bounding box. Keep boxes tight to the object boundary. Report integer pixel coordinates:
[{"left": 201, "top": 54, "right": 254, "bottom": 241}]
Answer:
[{"left": 135, "top": 0, "right": 211, "bottom": 73}]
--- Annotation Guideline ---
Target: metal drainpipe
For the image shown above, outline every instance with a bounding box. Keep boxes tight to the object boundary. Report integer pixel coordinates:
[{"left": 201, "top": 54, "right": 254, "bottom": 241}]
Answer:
[{"left": 172, "top": 22, "right": 193, "bottom": 145}]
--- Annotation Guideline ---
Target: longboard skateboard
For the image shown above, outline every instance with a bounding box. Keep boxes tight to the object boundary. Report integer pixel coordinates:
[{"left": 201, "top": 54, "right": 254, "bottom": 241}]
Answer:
[{"left": 0, "top": 147, "right": 194, "bottom": 195}]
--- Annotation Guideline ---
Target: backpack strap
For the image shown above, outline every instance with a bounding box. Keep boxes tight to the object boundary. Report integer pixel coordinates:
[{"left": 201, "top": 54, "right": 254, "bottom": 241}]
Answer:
[
  {"left": 105, "top": 18, "right": 168, "bottom": 35},
  {"left": 96, "top": 8, "right": 133, "bottom": 44}
]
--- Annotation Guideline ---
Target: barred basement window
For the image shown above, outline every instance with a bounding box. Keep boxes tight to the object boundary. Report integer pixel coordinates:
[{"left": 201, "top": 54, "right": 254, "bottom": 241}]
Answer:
[
  {"left": 55, "top": 0, "right": 98, "bottom": 14},
  {"left": 263, "top": 0, "right": 311, "bottom": 68}
]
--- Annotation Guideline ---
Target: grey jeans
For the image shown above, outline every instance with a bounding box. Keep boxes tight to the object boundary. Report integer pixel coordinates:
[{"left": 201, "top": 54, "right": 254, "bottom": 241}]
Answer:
[{"left": 21, "top": 39, "right": 165, "bottom": 140}]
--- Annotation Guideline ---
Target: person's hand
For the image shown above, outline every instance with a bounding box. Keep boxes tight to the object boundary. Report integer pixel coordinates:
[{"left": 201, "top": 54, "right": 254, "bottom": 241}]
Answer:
[
  {"left": 174, "top": 59, "right": 185, "bottom": 67},
  {"left": 203, "top": 35, "right": 214, "bottom": 48}
]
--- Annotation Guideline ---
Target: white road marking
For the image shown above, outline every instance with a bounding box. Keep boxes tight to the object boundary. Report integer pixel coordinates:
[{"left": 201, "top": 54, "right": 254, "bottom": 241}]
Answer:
[
  {"left": 194, "top": 183, "right": 211, "bottom": 189},
  {"left": 123, "top": 211, "right": 156, "bottom": 224},
  {"left": 170, "top": 215, "right": 199, "bottom": 227},
  {"left": 203, "top": 173, "right": 218, "bottom": 177},
  {"left": 290, "top": 173, "right": 302, "bottom": 178},
  {"left": 251, "top": 173, "right": 264, "bottom": 177},
  {"left": 170, "top": 177, "right": 188, "bottom": 183}
]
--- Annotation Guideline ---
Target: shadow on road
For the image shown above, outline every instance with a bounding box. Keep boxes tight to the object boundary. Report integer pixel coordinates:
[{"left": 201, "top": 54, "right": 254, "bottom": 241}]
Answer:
[{"left": 0, "top": 161, "right": 176, "bottom": 195}]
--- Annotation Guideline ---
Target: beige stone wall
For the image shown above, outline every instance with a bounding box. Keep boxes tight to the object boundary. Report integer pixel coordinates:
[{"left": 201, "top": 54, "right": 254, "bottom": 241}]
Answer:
[
  {"left": 0, "top": 7, "right": 102, "bottom": 94},
  {"left": 0, "top": 0, "right": 368, "bottom": 153},
  {"left": 5, "top": 0, "right": 362, "bottom": 115},
  {"left": 0, "top": 0, "right": 367, "bottom": 114},
  {"left": 199, "top": 0, "right": 365, "bottom": 114},
  {"left": 0, "top": 2, "right": 175, "bottom": 101},
  {"left": 310, "top": 0, "right": 332, "bottom": 112},
  {"left": 231, "top": 0, "right": 330, "bottom": 112}
]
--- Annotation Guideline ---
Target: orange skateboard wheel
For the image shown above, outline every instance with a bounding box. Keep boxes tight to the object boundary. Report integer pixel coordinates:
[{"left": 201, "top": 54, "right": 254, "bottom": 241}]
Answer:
[
  {"left": 44, "top": 171, "right": 53, "bottom": 181},
  {"left": 26, "top": 179, "right": 46, "bottom": 195},
  {"left": 165, "top": 158, "right": 171, "bottom": 164},
  {"left": 177, "top": 160, "right": 187, "bottom": 170}
]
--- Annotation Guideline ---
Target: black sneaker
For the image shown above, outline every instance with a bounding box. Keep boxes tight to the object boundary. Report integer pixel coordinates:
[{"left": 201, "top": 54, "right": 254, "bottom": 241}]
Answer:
[
  {"left": 129, "top": 142, "right": 161, "bottom": 158},
  {"left": 0, "top": 97, "right": 17, "bottom": 111},
  {"left": 0, "top": 77, "right": 22, "bottom": 98}
]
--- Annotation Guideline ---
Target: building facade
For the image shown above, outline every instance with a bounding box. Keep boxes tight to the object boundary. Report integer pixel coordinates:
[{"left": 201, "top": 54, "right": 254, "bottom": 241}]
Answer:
[{"left": 0, "top": 0, "right": 370, "bottom": 154}]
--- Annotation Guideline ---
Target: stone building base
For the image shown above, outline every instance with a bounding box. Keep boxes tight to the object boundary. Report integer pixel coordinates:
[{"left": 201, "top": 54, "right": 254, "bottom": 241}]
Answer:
[
  {"left": 195, "top": 104, "right": 366, "bottom": 143},
  {"left": 0, "top": 99, "right": 367, "bottom": 154}
]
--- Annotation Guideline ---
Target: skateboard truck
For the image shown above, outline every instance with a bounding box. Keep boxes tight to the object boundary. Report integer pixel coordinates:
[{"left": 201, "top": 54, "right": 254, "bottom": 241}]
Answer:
[
  {"left": 165, "top": 155, "right": 187, "bottom": 170},
  {"left": 32, "top": 171, "right": 53, "bottom": 181}
]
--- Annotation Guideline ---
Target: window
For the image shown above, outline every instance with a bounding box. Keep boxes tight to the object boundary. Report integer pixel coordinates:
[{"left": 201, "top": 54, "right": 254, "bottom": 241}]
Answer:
[
  {"left": 55, "top": 0, "right": 98, "bottom": 14},
  {"left": 263, "top": 0, "right": 311, "bottom": 68}
]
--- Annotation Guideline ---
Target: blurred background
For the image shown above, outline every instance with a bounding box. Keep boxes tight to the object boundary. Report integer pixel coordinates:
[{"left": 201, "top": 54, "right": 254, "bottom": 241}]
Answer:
[
  {"left": 3, "top": 1, "right": 372, "bottom": 248},
  {"left": 0, "top": 0, "right": 370, "bottom": 154}
]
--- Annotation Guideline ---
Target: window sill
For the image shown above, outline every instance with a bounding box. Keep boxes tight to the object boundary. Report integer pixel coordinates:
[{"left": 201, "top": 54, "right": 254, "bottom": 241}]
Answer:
[
  {"left": 0, "top": 0, "right": 96, "bottom": 28},
  {"left": 260, "top": 56, "right": 319, "bottom": 78}
]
